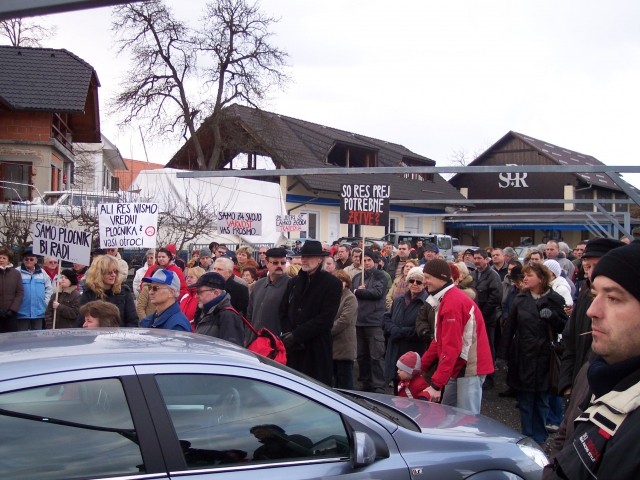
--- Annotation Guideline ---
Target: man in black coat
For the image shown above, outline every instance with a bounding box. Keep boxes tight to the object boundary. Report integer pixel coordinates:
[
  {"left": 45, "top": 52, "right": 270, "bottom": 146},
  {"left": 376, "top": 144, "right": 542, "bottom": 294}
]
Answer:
[
  {"left": 548, "top": 243, "right": 640, "bottom": 479},
  {"left": 280, "top": 241, "right": 342, "bottom": 386},
  {"left": 558, "top": 238, "right": 624, "bottom": 396}
]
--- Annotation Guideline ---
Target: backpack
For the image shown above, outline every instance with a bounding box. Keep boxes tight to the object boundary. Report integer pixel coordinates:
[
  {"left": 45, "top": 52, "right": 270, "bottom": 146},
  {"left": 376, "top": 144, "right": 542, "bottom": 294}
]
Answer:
[{"left": 224, "top": 307, "right": 287, "bottom": 365}]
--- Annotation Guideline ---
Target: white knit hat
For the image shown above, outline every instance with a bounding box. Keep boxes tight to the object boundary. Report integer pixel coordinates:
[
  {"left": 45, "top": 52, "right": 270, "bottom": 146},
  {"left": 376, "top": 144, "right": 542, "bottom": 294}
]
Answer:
[{"left": 543, "top": 259, "right": 562, "bottom": 278}]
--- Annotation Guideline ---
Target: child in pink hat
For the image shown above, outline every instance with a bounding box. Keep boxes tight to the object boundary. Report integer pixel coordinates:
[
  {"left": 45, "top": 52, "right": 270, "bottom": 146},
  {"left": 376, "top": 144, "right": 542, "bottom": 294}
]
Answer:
[{"left": 396, "top": 351, "right": 430, "bottom": 400}]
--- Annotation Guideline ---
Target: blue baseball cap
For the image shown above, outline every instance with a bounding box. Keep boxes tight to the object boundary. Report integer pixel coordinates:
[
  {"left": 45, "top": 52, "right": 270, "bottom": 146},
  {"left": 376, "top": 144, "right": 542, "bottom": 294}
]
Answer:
[{"left": 142, "top": 269, "right": 180, "bottom": 292}]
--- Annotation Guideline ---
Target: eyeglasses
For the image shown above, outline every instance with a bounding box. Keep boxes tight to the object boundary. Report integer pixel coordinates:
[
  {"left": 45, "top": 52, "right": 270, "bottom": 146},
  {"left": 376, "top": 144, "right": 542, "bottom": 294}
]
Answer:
[
  {"left": 104, "top": 270, "right": 118, "bottom": 275},
  {"left": 259, "top": 251, "right": 267, "bottom": 255},
  {"left": 196, "top": 288, "right": 216, "bottom": 296},
  {"left": 269, "top": 260, "right": 287, "bottom": 265},
  {"left": 47, "top": 260, "right": 58, "bottom": 264},
  {"left": 149, "top": 285, "right": 170, "bottom": 292},
  {"left": 408, "top": 279, "right": 423, "bottom": 285},
  {"left": 23, "top": 257, "right": 37, "bottom": 261}
]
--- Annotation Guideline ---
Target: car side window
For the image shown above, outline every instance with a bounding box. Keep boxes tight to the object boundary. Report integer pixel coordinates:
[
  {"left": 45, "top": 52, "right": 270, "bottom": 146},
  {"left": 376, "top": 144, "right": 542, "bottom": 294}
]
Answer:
[
  {"left": 155, "top": 374, "right": 350, "bottom": 470},
  {"left": 0, "top": 378, "right": 144, "bottom": 479}
]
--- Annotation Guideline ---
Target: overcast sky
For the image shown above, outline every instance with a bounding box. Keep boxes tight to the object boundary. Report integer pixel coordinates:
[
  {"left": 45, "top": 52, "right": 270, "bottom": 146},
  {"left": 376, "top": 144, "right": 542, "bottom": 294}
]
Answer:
[{"left": 43, "top": 0, "right": 640, "bottom": 187}]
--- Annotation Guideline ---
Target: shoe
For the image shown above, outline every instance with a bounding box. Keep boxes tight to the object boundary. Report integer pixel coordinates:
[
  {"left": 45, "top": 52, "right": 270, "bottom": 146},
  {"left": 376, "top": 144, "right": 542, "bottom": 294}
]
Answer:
[{"left": 546, "top": 424, "right": 560, "bottom": 433}]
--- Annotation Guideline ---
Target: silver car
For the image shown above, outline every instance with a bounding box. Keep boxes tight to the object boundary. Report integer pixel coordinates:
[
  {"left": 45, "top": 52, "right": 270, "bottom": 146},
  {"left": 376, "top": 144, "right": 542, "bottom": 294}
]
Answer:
[{"left": 0, "top": 329, "right": 546, "bottom": 479}]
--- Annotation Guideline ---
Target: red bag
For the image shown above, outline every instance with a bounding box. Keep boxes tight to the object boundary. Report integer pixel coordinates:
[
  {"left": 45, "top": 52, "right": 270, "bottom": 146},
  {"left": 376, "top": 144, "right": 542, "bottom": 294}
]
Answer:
[{"left": 224, "top": 307, "right": 287, "bottom": 364}]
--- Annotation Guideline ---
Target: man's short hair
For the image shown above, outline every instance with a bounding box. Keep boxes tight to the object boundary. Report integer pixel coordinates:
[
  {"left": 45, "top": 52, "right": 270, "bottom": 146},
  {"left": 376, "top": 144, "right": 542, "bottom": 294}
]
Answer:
[
  {"left": 339, "top": 244, "right": 351, "bottom": 252},
  {"left": 473, "top": 249, "right": 490, "bottom": 259},
  {"left": 398, "top": 241, "right": 411, "bottom": 249},
  {"left": 214, "top": 256, "right": 234, "bottom": 273},
  {"left": 79, "top": 300, "right": 121, "bottom": 327}
]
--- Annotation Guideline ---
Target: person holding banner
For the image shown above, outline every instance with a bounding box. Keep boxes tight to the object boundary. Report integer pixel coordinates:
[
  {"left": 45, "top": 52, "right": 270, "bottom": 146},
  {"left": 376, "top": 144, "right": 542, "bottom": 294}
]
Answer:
[
  {"left": 45, "top": 270, "right": 81, "bottom": 329},
  {"left": 0, "top": 246, "right": 23, "bottom": 333},
  {"left": 79, "top": 255, "right": 138, "bottom": 328},
  {"left": 17, "top": 249, "right": 52, "bottom": 331}
]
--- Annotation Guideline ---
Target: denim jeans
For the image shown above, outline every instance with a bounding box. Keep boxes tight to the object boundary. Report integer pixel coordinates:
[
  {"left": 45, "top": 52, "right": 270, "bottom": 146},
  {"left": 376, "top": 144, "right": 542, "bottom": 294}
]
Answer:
[
  {"left": 441, "top": 375, "right": 486, "bottom": 414},
  {"left": 546, "top": 394, "right": 564, "bottom": 426},
  {"left": 517, "top": 391, "right": 550, "bottom": 445},
  {"left": 356, "top": 326, "right": 386, "bottom": 393},
  {"left": 333, "top": 360, "right": 354, "bottom": 389}
]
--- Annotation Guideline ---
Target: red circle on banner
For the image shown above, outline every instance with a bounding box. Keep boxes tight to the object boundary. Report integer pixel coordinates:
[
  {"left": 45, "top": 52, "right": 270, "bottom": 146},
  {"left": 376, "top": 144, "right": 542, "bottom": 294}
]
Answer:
[{"left": 145, "top": 226, "right": 156, "bottom": 236}]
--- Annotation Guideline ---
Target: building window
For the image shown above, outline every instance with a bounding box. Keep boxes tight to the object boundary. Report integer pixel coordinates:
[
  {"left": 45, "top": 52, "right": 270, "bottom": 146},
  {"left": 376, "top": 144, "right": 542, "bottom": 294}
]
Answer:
[
  {"left": 327, "top": 144, "right": 377, "bottom": 168},
  {"left": 300, "top": 211, "right": 319, "bottom": 239},
  {"left": 0, "top": 162, "right": 31, "bottom": 202}
]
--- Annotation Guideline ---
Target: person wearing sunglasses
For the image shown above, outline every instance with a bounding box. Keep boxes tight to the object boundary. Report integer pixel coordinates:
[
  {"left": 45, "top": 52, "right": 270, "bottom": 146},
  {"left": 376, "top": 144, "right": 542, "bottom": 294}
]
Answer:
[
  {"left": 383, "top": 267, "right": 429, "bottom": 391},
  {"left": 79, "top": 255, "right": 138, "bottom": 327},
  {"left": 16, "top": 248, "right": 52, "bottom": 331},
  {"left": 247, "top": 248, "right": 290, "bottom": 345},
  {"left": 139, "top": 269, "right": 190, "bottom": 331}
]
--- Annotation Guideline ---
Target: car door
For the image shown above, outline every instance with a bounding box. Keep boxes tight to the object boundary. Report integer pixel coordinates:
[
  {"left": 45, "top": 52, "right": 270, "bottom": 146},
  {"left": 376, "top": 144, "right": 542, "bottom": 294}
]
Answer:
[
  {"left": 134, "top": 363, "right": 411, "bottom": 480},
  {"left": 0, "top": 366, "right": 170, "bottom": 480}
]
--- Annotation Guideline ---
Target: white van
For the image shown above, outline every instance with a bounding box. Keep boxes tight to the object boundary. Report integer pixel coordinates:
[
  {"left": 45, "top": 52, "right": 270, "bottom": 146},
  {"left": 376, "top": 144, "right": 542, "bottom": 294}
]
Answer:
[{"left": 382, "top": 232, "right": 455, "bottom": 261}]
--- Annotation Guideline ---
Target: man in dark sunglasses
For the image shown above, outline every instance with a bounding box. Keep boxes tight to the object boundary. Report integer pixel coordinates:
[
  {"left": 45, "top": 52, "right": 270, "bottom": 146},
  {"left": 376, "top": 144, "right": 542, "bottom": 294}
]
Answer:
[
  {"left": 140, "top": 269, "right": 190, "bottom": 331},
  {"left": 247, "top": 248, "right": 291, "bottom": 343}
]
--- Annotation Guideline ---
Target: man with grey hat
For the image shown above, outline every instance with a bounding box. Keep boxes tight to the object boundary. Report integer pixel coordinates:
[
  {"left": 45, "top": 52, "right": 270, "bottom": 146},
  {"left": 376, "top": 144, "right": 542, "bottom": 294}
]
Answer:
[
  {"left": 140, "top": 269, "right": 190, "bottom": 331},
  {"left": 247, "top": 247, "right": 290, "bottom": 342},
  {"left": 198, "top": 247, "right": 214, "bottom": 272},
  {"left": 280, "top": 240, "right": 342, "bottom": 385},
  {"left": 352, "top": 248, "right": 389, "bottom": 393},
  {"left": 193, "top": 271, "right": 244, "bottom": 345}
]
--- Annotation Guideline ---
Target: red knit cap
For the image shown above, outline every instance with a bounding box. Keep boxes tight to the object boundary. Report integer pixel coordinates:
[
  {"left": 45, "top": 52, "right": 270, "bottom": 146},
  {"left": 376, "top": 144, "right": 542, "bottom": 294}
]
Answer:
[{"left": 397, "top": 351, "right": 421, "bottom": 376}]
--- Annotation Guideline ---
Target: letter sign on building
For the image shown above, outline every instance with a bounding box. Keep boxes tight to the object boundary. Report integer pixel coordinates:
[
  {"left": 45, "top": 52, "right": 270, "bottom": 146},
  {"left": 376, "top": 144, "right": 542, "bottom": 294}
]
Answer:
[{"left": 498, "top": 164, "right": 529, "bottom": 188}]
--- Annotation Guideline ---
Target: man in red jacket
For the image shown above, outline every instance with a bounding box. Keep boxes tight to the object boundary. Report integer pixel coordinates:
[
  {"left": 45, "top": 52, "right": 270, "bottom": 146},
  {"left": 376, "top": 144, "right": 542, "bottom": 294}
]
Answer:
[{"left": 420, "top": 259, "right": 494, "bottom": 414}]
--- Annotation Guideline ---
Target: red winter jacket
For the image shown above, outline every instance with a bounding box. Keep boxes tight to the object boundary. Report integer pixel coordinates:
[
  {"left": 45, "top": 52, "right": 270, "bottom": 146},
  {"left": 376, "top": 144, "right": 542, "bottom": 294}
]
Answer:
[
  {"left": 421, "top": 284, "right": 494, "bottom": 390},
  {"left": 397, "top": 375, "right": 430, "bottom": 400}
]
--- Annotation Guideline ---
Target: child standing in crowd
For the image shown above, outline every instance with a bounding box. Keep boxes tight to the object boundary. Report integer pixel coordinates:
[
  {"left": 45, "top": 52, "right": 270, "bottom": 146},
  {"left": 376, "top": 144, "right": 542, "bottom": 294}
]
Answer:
[{"left": 396, "top": 351, "right": 430, "bottom": 400}]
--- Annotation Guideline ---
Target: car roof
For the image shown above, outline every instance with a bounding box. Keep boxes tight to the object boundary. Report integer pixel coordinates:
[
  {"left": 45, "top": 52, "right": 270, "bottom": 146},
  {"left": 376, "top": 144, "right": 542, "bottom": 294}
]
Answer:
[{"left": 0, "top": 329, "right": 260, "bottom": 382}]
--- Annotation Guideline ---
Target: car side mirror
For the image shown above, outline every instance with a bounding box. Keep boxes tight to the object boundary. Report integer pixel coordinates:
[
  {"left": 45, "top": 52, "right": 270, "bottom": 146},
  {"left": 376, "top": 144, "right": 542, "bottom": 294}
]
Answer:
[{"left": 351, "top": 431, "right": 376, "bottom": 468}]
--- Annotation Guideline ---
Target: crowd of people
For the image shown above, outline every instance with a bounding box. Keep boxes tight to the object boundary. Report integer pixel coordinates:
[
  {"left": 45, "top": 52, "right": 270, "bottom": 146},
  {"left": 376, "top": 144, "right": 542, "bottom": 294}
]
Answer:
[{"left": 2, "top": 230, "right": 640, "bottom": 477}]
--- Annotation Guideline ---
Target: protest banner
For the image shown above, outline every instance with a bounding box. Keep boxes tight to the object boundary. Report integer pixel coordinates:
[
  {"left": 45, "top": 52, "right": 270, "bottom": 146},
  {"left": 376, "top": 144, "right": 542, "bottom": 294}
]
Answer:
[
  {"left": 98, "top": 203, "right": 158, "bottom": 248},
  {"left": 217, "top": 212, "right": 263, "bottom": 236},
  {"left": 340, "top": 184, "right": 390, "bottom": 226},
  {"left": 32, "top": 222, "right": 92, "bottom": 266},
  {"left": 276, "top": 214, "right": 308, "bottom": 232}
]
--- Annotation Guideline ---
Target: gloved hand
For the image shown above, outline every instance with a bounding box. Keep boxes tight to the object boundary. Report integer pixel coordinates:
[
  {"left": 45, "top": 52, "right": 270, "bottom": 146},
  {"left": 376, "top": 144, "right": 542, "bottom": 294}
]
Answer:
[{"left": 281, "top": 332, "right": 296, "bottom": 349}]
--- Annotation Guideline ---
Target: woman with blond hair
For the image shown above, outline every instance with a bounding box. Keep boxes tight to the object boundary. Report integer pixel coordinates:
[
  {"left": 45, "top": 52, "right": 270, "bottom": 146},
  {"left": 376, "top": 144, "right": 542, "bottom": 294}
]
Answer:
[
  {"left": 179, "top": 266, "right": 206, "bottom": 331},
  {"left": 79, "top": 255, "right": 137, "bottom": 327},
  {"left": 233, "top": 245, "right": 259, "bottom": 277}
]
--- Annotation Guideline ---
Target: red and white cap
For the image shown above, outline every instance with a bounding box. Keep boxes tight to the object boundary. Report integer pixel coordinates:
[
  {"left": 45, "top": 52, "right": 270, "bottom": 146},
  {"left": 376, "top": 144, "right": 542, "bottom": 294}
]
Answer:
[{"left": 397, "top": 351, "right": 421, "bottom": 376}]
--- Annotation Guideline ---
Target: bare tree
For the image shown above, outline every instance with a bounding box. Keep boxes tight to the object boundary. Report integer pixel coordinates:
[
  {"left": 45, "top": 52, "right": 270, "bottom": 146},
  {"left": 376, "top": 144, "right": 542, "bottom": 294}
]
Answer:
[
  {"left": 152, "top": 187, "right": 221, "bottom": 251},
  {"left": 111, "top": 1, "right": 206, "bottom": 166},
  {"left": 0, "top": 17, "right": 56, "bottom": 47},
  {"left": 198, "top": 0, "right": 288, "bottom": 169},
  {"left": 0, "top": 205, "right": 65, "bottom": 253},
  {"left": 110, "top": 0, "right": 288, "bottom": 170}
]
